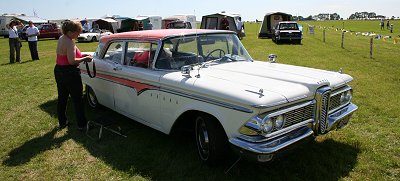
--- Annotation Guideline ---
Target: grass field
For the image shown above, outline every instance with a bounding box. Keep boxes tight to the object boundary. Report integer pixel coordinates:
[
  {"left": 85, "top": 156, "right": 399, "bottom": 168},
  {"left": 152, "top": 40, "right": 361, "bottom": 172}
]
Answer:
[{"left": 0, "top": 20, "right": 399, "bottom": 180}]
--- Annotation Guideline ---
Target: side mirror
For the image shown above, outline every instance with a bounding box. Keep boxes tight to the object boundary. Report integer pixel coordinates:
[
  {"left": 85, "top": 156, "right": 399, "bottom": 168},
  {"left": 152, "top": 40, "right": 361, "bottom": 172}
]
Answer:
[
  {"left": 181, "top": 65, "right": 191, "bottom": 77},
  {"left": 268, "top": 54, "right": 277, "bottom": 63}
]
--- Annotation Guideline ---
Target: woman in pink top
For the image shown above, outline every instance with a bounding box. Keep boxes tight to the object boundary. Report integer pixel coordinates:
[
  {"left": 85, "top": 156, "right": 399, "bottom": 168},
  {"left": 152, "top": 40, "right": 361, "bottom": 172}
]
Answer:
[{"left": 54, "top": 21, "right": 92, "bottom": 130}]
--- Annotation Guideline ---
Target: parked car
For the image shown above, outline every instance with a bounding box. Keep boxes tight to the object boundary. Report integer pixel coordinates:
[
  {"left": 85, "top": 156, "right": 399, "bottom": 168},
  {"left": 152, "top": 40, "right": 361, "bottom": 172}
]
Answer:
[
  {"left": 80, "top": 29, "right": 358, "bottom": 164},
  {"left": 77, "top": 29, "right": 113, "bottom": 42},
  {"left": 166, "top": 20, "right": 192, "bottom": 29},
  {"left": 20, "top": 23, "right": 61, "bottom": 40},
  {"left": 272, "top": 21, "right": 302, "bottom": 44}
]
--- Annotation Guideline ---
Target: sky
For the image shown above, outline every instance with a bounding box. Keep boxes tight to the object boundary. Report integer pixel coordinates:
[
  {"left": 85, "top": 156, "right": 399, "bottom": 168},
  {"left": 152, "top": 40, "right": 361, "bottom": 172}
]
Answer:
[{"left": 1, "top": 0, "right": 399, "bottom": 21}]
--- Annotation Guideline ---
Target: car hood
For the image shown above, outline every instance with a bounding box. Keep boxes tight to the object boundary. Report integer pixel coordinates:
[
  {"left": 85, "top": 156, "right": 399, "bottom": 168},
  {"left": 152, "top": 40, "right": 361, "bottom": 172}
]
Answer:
[{"left": 161, "top": 61, "right": 353, "bottom": 109}]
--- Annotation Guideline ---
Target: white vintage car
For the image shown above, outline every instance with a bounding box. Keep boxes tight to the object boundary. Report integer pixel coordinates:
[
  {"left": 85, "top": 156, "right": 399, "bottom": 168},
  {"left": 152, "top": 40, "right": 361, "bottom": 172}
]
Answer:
[
  {"left": 80, "top": 29, "right": 358, "bottom": 164},
  {"left": 77, "top": 29, "right": 112, "bottom": 42}
]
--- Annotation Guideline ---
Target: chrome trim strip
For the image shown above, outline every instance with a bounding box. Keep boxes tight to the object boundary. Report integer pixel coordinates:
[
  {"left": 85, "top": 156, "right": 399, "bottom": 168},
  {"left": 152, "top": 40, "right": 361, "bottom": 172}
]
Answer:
[
  {"left": 161, "top": 87, "right": 254, "bottom": 113},
  {"left": 331, "top": 86, "right": 351, "bottom": 97},
  {"left": 82, "top": 72, "right": 253, "bottom": 113},
  {"left": 329, "top": 102, "right": 350, "bottom": 114},
  {"left": 266, "top": 100, "right": 315, "bottom": 117},
  {"left": 230, "top": 127, "right": 314, "bottom": 154}
]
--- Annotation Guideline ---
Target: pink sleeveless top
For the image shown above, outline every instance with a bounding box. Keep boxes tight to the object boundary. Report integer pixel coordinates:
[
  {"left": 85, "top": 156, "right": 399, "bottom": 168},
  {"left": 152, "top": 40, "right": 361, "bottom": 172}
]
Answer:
[{"left": 56, "top": 47, "right": 82, "bottom": 65}]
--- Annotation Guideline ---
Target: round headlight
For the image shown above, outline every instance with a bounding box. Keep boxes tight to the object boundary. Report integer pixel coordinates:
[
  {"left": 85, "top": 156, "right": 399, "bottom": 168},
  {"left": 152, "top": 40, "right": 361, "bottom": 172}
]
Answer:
[
  {"left": 345, "top": 91, "right": 352, "bottom": 102},
  {"left": 262, "top": 117, "right": 273, "bottom": 134},
  {"left": 275, "top": 115, "right": 285, "bottom": 130},
  {"left": 340, "top": 93, "right": 346, "bottom": 104}
]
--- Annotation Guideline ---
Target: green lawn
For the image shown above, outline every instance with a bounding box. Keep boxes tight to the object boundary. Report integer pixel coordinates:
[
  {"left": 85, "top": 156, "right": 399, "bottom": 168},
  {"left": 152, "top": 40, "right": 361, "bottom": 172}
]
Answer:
[{"left": 0, "top": 21, "right": 399, "bottom": 180}]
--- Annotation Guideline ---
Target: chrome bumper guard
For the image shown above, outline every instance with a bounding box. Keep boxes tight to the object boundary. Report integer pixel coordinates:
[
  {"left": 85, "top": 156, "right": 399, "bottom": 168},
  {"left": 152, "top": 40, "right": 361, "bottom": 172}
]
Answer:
[
  {"left": 325, "top": 103, "right": 358, "bottom": 132},
  {"left": 229, "top": 102, "right": 358, "bottom": 162}
]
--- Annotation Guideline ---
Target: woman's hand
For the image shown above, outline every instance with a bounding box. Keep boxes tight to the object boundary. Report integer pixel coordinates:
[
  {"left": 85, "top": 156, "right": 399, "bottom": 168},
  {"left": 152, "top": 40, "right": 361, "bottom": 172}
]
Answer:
[{"left": 83, "top": 55, "right": 93, "bottom": 62}]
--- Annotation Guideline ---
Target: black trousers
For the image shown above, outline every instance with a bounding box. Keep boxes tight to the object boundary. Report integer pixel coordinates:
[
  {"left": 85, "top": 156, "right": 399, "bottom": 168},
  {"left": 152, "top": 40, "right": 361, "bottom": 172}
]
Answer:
[
  {"left": 54, "top": 65, "right": 87, "bottom": 128},
  {"left": 28, "top": 41, "right": 39, "bottom": 60},
  {"left": 9, "top": 38, "right": 21, "bottom": 63}
]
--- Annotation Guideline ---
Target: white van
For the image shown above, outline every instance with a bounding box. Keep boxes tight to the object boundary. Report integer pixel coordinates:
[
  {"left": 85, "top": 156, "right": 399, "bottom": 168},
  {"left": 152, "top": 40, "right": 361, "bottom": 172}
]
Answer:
[{"left": 0, "top": 14, "right": 17, "bottom": 38}]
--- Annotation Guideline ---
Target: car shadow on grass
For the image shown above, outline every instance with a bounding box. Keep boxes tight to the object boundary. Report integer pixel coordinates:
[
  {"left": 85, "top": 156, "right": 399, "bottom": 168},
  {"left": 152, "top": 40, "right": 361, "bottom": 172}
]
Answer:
[{"left": 4, "top": 99, "right": 360, "bottom": 181}]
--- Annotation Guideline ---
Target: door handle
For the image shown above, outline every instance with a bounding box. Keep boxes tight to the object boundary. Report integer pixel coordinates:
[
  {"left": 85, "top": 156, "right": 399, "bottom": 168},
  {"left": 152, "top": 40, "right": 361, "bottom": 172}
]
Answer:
[{"left": 113, "top": 66, "right": 122, "bottom": 71}]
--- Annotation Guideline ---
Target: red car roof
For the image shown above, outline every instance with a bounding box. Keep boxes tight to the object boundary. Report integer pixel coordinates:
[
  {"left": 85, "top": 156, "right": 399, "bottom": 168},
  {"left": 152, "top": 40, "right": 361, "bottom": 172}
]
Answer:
[{"left": 100, "top": 29, "right": 230, "bottom": 43}]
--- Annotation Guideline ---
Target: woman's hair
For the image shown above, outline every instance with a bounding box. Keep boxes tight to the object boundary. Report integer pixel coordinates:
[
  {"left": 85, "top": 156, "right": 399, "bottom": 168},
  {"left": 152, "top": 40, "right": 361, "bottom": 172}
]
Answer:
[{"left": 61, "top": 21, "right": 82, "bottom": 34}]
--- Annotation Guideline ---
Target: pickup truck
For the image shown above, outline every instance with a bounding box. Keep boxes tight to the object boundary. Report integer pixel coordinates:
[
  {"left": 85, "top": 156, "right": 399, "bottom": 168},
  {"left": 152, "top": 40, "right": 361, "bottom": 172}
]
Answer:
[{"left": 20, "top": 23, "right": 61, "bottom": 40}]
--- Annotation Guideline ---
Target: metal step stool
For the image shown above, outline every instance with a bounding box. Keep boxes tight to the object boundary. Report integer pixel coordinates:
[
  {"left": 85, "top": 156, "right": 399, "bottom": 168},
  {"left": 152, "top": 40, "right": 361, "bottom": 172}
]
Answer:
[{"left": 86, "top": 119, "right": 127, "bottom": 140}]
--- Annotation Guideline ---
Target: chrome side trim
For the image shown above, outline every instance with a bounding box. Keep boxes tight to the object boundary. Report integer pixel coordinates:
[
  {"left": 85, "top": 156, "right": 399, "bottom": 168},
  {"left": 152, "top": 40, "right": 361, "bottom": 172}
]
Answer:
[
  {"left": 82, "top": 71, "right": 253, "bottom": 113},
  {"left": 161, "top": 87, "right": 254, "bottom": 113}
]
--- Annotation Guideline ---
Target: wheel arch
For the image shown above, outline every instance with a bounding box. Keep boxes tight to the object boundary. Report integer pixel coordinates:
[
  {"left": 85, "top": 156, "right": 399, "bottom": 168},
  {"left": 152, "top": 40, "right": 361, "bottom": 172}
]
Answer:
[{"left": 170, "top": 109, "right": 227, "bottom": 138}]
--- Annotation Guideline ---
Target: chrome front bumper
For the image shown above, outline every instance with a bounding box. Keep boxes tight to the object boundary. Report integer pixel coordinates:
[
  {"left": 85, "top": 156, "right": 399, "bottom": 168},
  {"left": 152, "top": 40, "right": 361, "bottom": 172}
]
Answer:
[{"left": 229, "top": 103, "right": 358, "bottom": 162}]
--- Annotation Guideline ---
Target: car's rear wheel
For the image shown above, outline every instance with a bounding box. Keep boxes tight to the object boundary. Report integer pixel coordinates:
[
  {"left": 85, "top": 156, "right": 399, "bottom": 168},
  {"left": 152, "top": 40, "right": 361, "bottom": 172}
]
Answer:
[
  {"left": 86, "top": 85, "right": 99, "bottom": 108},
  {"left": 195, "top": 113, "right": 227, "bottom": 165},
  {"left": 91, "top": 36, "right": 97, "bottom": 42}
]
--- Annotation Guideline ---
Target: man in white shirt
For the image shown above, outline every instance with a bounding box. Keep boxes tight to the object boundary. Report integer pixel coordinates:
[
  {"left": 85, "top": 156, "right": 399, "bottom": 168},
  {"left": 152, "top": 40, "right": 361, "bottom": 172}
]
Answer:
[
  {"left": 26, "top": 21, "right": 40, "bottom": 60},
  {"left": 236, "top": 17, "right": 244, "bottom": 40},
  {"left": 6, "top": 20, "right": 24, "bottom": 64},
  {"left": 83, "top": 20, "right": 90, "bottom": 33}
]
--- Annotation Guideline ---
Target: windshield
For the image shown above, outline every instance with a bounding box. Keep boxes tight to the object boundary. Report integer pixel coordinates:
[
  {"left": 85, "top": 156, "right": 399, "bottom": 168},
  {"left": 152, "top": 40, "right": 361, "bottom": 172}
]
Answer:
[
  {"left": 279, "top": 23, "right": 299, "bottom": 30},
  {"left": 155, "top": 33, "right": 252, "bottom": 70}
]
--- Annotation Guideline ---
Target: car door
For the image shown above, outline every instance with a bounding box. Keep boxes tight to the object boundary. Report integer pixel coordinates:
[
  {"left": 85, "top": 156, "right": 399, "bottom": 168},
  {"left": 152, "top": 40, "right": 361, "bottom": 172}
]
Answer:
[
  {"left": 113, "top": 41, "right": 163, "bottom": 130},
  {"left": 85, "top": 41, "right": 125, "bottom": 109}
]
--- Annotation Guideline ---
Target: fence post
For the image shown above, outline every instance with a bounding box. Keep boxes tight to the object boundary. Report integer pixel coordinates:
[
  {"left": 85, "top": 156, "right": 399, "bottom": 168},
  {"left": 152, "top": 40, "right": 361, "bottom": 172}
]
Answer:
[
  {"left": 323, "top": 29, "right": 326, "bottom": 42},
  {"left": 341, "top": 31, "right": 344, "bottom": 48},
  {"left": 370, "top": 38, "right": 373, "bottom": 59}
]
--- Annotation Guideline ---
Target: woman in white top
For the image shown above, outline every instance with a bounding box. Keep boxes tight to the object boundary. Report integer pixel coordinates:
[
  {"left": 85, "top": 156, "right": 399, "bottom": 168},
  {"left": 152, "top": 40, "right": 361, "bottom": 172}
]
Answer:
[{"left": 6, "top": 20, "right": 24, "bottom": 64}]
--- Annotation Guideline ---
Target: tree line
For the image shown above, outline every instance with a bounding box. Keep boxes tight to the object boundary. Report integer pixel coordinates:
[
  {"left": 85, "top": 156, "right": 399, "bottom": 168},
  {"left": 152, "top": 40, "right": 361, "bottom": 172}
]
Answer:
[{"left": 292, "top": 12, "right": 398, "bottom": 21}]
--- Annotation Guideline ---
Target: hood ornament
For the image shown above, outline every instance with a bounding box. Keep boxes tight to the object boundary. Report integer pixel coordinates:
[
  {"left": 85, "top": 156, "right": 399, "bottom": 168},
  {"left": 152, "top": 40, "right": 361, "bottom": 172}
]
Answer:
[
  {"left": 338, "top": 68, "right": 343, "bottom": 74},
  {"left": 268, "top": 54, "right": 277, "bottom": 63}
]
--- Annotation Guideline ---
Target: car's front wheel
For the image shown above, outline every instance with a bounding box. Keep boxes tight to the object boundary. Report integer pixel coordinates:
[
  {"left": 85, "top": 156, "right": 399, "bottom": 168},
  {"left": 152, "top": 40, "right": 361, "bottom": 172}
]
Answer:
[
  {"left": 86, "top": 85, "right": 99, "bottom": 108},
  {"left": 91, "top": 36, "right": 97, "bottom": 42},
  {"left": 195, "top": 113, "right": 227, "bottom": 165}
]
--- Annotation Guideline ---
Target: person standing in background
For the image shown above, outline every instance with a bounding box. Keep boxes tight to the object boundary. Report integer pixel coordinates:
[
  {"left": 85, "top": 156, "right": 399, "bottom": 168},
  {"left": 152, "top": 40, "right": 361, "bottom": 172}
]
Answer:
[
  {"left": 220, "top": 16, "right": 230, "bottom": 30},
  {"left": 386, "top": 20, "right": 390, "bottom": 30},
  {"left": 138, "top": 21, "right": 144, "bottom": 31},
  {"left": 380, "top": 19, "right": 385, "bottom": 30},
  {"left": 26, "top": 21, "right": 40, "bottom": 60},
  {"left": 6, "top": 20, "right": 24, "bottom": 64},
  {"left": 83, "top": 20, "right": 90, "bottom": 33},
  {"left": 236, "top": 17, "right": 244, "bottom": 39}
]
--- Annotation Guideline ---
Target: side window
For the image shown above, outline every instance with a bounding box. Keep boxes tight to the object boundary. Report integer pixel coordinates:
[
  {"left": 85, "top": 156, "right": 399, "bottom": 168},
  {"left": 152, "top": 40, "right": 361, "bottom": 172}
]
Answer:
[
  {"left": 125, "top": 41, "right": 156, "bottom": 69},
  {"left": 156, "top": 37, "right": 201, "bottom": 70},
  {"left": 104, "top": 41, "right": 124, "bottom": 64}
]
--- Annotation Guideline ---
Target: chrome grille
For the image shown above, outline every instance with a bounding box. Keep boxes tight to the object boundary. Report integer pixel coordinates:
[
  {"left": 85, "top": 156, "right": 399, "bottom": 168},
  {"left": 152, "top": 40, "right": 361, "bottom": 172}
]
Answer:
[
  {"left": 319, "top": 92, "right": 330, "bottom": 133},
  {"left": 315, "top": 87, "right": 331, "bottom": 134},
  {"left": 284, "top": 104, "right": 314, "bottom": 128},
  {"left": 329, "top": 93, "right": 341, "bottom": 111}
]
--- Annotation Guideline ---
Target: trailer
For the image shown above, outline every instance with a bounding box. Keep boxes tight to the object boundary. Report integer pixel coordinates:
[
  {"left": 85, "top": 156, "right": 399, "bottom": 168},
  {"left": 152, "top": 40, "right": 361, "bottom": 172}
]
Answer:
[{"left": 258, "top": 12, "right": 292, "bottom": 38}]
